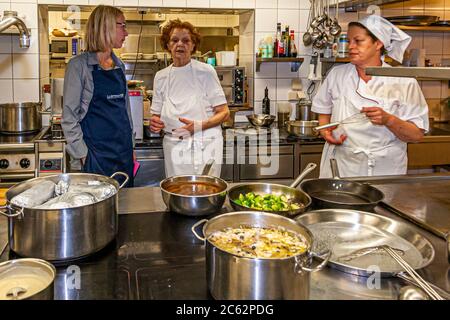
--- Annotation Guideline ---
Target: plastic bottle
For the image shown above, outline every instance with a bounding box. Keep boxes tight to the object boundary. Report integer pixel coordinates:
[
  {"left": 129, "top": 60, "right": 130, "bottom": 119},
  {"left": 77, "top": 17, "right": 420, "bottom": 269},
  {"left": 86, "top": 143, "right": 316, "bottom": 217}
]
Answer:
[
  {"left": 290, "top": 31, "right": 297, "bottom": 58},
  {"left": 338, "top": 33, "right": 349, "bottom": 58}
]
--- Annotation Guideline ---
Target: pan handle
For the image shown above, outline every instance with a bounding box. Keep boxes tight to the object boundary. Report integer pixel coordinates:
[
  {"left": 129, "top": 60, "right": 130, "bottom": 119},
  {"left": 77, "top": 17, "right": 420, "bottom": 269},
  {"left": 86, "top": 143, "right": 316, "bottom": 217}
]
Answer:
[
  {"left": 191, "top": 219, "right": 208, "bottom": 242},
  {"left": 314, "top": 122, "right": 340, "bottom": 131},
  {"left": 110, "top": 172, "right": 129, "bottom": 189},
  {"left": 330, "top": 158, "right": 340, "bottom": 179},
  {"left": 290, "top": 163, "right": 317, "bottom": 188},
  {"left": 0, "top": 205, "right": 24, "bottom": 219},
  {"left": 295, "top": 249, "right": 331, "bottom": 273}
]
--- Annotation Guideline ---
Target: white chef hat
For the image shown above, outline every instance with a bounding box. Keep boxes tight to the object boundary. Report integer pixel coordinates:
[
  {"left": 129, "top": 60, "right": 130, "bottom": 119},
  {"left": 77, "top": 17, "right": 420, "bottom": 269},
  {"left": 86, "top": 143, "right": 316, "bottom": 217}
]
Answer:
[{"left": 358, "top": 15, "right": 411, "bottom": 63}]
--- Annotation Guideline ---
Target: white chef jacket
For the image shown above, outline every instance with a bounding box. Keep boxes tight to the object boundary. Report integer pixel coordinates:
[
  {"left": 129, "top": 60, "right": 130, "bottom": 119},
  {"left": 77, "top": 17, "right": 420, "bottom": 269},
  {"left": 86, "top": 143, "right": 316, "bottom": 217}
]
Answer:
[{"left": 312, "top": 62, "right": 429, "bottom": 178}]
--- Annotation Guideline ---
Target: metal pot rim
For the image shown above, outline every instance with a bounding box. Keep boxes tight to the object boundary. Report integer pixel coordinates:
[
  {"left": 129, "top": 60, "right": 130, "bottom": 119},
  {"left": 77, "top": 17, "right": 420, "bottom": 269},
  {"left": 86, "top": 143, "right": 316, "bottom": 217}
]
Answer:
[
  {"left": 202, "top": 211, "right": 314, "bottom": 260},
  {"left": 160, "top": 175, "right": 228, "bottom": 198}
]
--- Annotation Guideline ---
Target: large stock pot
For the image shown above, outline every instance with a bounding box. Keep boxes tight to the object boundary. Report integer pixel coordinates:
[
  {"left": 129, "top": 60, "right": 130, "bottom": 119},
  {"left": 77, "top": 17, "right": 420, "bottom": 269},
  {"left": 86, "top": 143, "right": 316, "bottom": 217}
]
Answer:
[
  {"left": 0, "top": 172, "right": 128, "bottom": 262},
  {"left": 192, "top": 211, "right": 331, "bottom": 300},
  {"left": 0, "top": 102, "right": 42, "bottom": 133}
]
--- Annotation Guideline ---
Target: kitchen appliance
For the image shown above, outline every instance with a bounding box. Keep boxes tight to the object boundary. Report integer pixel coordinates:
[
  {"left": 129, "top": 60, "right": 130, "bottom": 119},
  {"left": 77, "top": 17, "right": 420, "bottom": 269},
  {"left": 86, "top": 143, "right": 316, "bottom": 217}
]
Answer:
[
  {"left": 0, "top": 172, "right": 128, "bottom": 262},
  {"left": 129, "top": 90, "right": 143, "bottom": 140},
  {"left": 0, "top": 102, "right": 42, "bottom": 134},
  {"left": 191, "top": 211, "right": 330, "bottom": 300},
  {"left": 215, "top": 66, "right": 245, "bottom": 106},
  {"left": 50, "top": 36, "right": 83, "bottom": 58},
  {"left": 134, "top": 143, "right": 165, "bottom": 187},
  {"left": 50, "top": 78, "right": 64, "bottom": 115},
  {"left": 228, "top": 163, "right": 316, "bottom": 218},
  {"left": 34, "top": 125, "right": 66, "bottom": 177},
  {"left": 296, "top": 98, "right": 316, "bottom": 121},
  {"left": 0, "top": 258, "right": 56, "bottom": 300}
]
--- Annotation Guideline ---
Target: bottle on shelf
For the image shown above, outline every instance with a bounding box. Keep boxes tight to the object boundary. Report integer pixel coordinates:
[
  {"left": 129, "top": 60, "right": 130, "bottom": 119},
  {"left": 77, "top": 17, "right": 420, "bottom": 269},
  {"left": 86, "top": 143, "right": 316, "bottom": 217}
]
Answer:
[
  {"left": 274, "top": 23, "right": 281, "bottom": 58},
  {"left": 280, "top": 31, "right": 286, "bottom": 57},
  {"left": 290, "top": 30, "right": 297, "bottom": 58},
  {"left": 262, "top": 87, "right": 271, "bottom": 115},
  {"left": 285, "top": 26, "right": 290, "bottom": 57}
]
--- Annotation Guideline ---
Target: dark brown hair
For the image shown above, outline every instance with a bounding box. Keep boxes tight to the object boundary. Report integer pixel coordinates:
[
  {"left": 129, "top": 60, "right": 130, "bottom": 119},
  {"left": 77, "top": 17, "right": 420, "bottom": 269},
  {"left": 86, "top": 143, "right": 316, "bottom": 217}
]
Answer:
[
  {"left": 160, "top": 19, "right": 201, "bottom": 53},
  {"left": 348, "top": 21, "right": 387, "bottom": 55}
]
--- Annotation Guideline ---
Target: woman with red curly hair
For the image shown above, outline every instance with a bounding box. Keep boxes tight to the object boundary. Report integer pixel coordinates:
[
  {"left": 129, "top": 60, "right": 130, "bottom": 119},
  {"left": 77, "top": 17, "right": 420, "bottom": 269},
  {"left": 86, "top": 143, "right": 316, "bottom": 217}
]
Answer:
[{"left": 150, "top": 19, "right": 229, "bottom": 177}]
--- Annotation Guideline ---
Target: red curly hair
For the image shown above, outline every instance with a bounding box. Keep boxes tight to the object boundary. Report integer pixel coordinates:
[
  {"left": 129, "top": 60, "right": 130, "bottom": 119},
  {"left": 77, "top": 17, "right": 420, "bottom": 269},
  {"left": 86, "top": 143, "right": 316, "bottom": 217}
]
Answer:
[{"left": 160, "top": 19, "right": 201, "bottom": 53}]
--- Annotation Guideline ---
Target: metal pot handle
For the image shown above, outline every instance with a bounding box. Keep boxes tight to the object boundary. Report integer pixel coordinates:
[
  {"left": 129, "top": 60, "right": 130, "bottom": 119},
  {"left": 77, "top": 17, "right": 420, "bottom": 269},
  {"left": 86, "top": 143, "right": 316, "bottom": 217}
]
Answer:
[
  {"left": 110, "top": 172, "right": 129, "bottom": 189},
  {"left": 295, "top": 249, "right": 331, "bottom": 273},
  {"left": 0, "top": 205, "right": 24, "bottom": 218},
  {"left": 290, "top": 163, "right": 317, "bottom": 188},
  {"left": 191, "top": 219, "right": 208, "bottom": 242}
]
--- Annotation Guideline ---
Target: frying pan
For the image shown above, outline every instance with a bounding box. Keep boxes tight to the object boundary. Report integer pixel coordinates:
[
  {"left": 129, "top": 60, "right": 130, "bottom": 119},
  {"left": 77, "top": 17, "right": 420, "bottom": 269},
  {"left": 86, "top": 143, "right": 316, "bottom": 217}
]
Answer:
[
  {"left": 228, "top": 163, "right": 317, "bottom": 218},
  {"left": 299, "top": 159, "right": 384, "bottom": 211}
]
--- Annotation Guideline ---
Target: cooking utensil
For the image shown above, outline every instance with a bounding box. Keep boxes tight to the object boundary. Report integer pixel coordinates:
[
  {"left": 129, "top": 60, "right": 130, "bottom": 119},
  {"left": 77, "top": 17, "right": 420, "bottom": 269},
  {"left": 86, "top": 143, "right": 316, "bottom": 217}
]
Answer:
[
  {"left": 295, "top": 208, "right": 435, "bottom": 277},
  {"left": 286, "top": 120, "right": 319, "bottom": 138},
  {"left": 246, "top": 114, "right": 276, "bottom": 127},
  {"left": 386, "top": 15, "right": 439, "bottom": 26},
  {"left": 160, "top": 160, "right": 228, "bottom": 216},
  {"left": 0, "top": 102, "right": 42, "bottom": 134},
  {"left": 314, "top": 112, "right": 369, "bottom": 131},
  {"left": 228, "top": 163, "right": 317, "bottom": 218},
  {"left": 191, "top": 211, "right": 331, "bottom": 300},
  {"left": 0, "top": 172, "right": 128, "bottom": 262},
  {"left": 398, "top": 285, "right": 429, "bottom": 300},
  {"left": 300, "top": 159, "right": 384, "bottom": 211},
  {"left": 0, "top": 258, "right": 55, "bottom": 300}
]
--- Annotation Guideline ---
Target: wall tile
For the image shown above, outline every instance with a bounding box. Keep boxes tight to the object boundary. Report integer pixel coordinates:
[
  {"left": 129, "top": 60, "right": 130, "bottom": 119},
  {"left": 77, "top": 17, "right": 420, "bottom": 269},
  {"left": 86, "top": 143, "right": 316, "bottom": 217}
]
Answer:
[
  {"left": 299, "top": 0, "right": 310, "bottom": 10},
  {"left": 89, "top": 0, "right": 114, "bottom": 5},
  {"left": 298, "top": 9, "right": 308, "bottom": 32},
  {"left": 421, "top": 81, "right": 442, "bottom": 99},
  {"left": 37, "top": 1, "right": 63, "bottom": 4},
  {"left": 9, "top": 0, "right": 37, "bottom": 3},
  {"left": 254, "top": 78, "right": 276, "bottom": 100},
  {"left": 426, "top": 99, "right": 441, "bottom": 121},
  {"left": 0, "top": 34, "right": 12, "bottom": 54},
  {"left": 276, "top": 61, "right": 298, "bottom": 78},
  {"left": 233, "top": 0, "right": 255, "bottom": 8},
  {"left": 381, "top": 9, "right": 403, "bottom": 17},
  {"left": 0, "top": 80, "right": 13, "bottom": 103},
  {"left": 255, "top": 9, "right": 277, "bottom": 32},
  {"left": 276, "top": 78, "right": 292, "bottom": 100},
  {"left": 39, "top": 53, "right": 49, "bottom": 79},
  {"left": 210, "top": 0, "right": 232, "bottom": 8},
  {"left": 277, "top": 9, "right": 299, "bottom": 32},
  {"left": 423, "top": 0, "right": 445, "bottom": 10},
  {"left": 255, "top": 61, "right": 276, "bottom": 78},
  {"left": 406, "top": 31, "right": 423, "bottom": 50},
  {"left": 277, "top": 0, "right": 298, "bottom": 9},
  {"left": 423, "top": 32, "right": 444, "bottom": 55},
  {"left": 255, "top": 0, "right": 276, "bottom": 8},
  {"left": 403, "top": 0, "right": 424, "bottom": 10},
  {"left": 64, "top": 0, "right": 89, "bottom": 5},
  {"left": 13, "top": 79, "right": 39, "bottom": 102},
  {"left": 186, "top": 0, "right": 209, "bottom": 7},
  {"left": 115, "top": 0, "right": 138, "bottom": 5},
  {"left": 0, "top": 54, "right": 12, "bottom": 79},
  {"left": 163, "top": 0, "right": 186, "bottom": 7},
  {"left": 12, "top": 28, "right": 38, "bottom": 53},
  {"left": 0, "top": 3, "right": 11, "bottom": 14},
  {"left": 441, "top": 80, "right": 449, "bottom": 98},
  {"left": 297, "top": 54, "right": 310, "bottom": 78},
  {"left": 12, "top": 53, "right": 39, "bottom": 78},
  {"left": 10, "top": 2, "right": 38, "bottom": 29}
]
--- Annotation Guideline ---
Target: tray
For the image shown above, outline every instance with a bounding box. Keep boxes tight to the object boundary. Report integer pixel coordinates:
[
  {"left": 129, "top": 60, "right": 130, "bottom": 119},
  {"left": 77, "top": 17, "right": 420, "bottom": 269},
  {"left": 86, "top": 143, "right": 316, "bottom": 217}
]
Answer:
[
  {"left": 386, "top": 15, "right": 439, "bottom": 26},
  {"left": 296, "top": 209, "right": 435, "bottom": 277}
]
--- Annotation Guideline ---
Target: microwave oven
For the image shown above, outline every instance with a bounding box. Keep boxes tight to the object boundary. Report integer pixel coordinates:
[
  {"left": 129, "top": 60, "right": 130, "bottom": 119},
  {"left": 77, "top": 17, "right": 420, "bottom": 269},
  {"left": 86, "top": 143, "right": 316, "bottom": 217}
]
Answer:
[
  {"left": 215, "top": 66, "right": 245, "bottom": 107},
  {"left": 50, "top": 36, "right": 83, "bottom": 58}
]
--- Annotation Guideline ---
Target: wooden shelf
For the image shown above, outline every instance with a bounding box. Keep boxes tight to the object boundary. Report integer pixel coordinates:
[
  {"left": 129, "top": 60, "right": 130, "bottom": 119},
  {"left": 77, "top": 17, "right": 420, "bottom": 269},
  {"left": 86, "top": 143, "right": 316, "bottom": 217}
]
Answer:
[
  {"left": 255, "top": 57, "right": 304, "bottom": 72},
  {"left": 321, "top": 57, "right": 351, "bottom": 63},
  {"left": 397, "top": 25, "right": 450, "bottom": 32}
]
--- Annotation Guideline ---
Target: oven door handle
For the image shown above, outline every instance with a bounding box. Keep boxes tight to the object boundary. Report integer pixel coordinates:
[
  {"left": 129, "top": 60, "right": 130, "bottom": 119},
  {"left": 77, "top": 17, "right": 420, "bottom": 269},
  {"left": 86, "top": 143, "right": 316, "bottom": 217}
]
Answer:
[{"left": 0, "top": 205, "right": 24, "bottom": 218}]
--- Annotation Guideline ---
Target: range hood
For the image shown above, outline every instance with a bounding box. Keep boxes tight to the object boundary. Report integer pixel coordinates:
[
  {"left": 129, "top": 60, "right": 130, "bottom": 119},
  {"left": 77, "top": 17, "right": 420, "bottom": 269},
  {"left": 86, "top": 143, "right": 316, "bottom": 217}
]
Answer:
[
  {"left": 338, "top": 0, "right": 400, "bottom": 11},
  {"left": 365, "top": 67, "right": 450, "bottom": 80}
]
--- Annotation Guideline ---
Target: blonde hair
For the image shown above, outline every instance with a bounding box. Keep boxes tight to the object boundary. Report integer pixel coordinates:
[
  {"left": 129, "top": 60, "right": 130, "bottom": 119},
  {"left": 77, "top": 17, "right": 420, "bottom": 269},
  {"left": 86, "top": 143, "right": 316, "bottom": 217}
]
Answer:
[{"left": 85, "top": 5, "right": 124, "bottom": 52}]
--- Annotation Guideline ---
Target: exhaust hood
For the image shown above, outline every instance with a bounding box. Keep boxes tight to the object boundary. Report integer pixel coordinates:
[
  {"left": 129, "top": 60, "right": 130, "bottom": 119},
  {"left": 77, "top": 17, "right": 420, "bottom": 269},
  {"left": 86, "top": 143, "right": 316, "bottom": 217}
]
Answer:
[{"left": 365, "top": 67, "right": 450, "bottom": 80}]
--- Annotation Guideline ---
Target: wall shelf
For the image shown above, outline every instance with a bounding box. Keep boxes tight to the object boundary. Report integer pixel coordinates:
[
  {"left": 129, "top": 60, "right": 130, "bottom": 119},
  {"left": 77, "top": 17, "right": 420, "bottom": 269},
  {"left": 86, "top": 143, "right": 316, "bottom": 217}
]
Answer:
[
  {"left": 321, "top": 57, "right": 351, "bottom": 63},
  {"left": 397, "top": 25, "right": 450, "bottom": 32},
  {"left": 255, "top": 57, "right": 304, "bottom": 72}
]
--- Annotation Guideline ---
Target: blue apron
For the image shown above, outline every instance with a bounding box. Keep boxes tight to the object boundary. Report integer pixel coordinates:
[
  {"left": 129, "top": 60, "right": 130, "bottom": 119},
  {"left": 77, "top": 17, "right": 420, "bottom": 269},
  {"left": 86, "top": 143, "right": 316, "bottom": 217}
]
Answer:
[{"left": 81, "top": 64, "right": 134, "bottom": 187}]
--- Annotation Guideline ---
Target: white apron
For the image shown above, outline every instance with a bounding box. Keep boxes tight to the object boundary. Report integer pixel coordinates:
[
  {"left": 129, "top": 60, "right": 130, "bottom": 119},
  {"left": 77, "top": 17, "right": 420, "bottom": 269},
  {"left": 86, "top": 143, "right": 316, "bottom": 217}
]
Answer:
[
  {"left": 319, "top": 78, "right": 407, "bottom": 178},
  {"left": 160, "top": 63, "right": 223, "bottom": 177}
]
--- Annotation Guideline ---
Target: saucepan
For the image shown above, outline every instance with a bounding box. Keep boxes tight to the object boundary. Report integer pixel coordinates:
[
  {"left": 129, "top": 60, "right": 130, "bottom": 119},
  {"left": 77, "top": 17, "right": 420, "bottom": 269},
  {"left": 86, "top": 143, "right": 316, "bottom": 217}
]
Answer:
[
  {"left": 228, "top": 163, "right": 317, "bottom": 218},
  {"left": 299, "top": 159, "right": 384, "bottom": 211},
  {"left": 160, "top": 160, "right": 228, "bottom": 216}
]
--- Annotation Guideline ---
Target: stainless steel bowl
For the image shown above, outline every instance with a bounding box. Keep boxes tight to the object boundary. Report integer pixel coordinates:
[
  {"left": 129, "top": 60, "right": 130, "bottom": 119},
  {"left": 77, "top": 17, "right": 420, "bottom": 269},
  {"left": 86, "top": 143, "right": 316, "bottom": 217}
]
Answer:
[
  {"left": 160, "top": 175, "right": 228, "bottom": 216},
  {"left": 247, "top": 114, "right": 276, "bottom": 127}
]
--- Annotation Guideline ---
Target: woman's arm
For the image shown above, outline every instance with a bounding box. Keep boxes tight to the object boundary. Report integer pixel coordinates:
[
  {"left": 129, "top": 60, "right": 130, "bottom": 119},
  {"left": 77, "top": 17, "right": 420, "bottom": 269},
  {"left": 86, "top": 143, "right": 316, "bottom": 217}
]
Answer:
[
  {"left": 362, "top": 107, "right": 424, "bottom": 142},
  {"left": 61, "top": 59, "right": 89, "bottom": 162},
  {"left": 178, "top": 104, "right": 230, "bottom": 134},
  {"left": 317, "top": 114, "right": 347, "bottom": 145}
]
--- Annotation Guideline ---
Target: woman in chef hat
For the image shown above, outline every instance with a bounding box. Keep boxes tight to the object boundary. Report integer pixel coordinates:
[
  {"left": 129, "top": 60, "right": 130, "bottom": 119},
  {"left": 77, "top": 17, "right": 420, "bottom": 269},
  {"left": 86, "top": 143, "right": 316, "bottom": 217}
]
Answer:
[{"left": 312, "top": 15, "right": 429, "bottom": 178}]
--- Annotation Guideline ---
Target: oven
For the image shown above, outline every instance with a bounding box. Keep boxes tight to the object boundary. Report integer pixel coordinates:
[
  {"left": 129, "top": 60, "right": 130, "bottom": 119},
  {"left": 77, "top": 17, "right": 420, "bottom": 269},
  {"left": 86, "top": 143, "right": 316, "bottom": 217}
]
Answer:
[{"left": 215, "top": 66, "right": 245, "bottom": 106}]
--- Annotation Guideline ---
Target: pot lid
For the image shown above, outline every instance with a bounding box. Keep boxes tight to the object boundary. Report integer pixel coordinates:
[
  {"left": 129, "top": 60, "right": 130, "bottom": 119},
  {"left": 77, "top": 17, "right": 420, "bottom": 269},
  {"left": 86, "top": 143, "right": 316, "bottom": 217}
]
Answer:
[{"left": 0, "top": 259, "right": 55, "bottom": 300}]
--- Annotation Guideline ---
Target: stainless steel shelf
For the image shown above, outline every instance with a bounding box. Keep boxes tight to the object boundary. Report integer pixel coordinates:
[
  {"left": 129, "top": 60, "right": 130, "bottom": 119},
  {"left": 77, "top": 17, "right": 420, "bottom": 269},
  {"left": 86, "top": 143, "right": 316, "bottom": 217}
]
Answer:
[{"left": 365, "top": 67, "right": 450, "bottom": 80}]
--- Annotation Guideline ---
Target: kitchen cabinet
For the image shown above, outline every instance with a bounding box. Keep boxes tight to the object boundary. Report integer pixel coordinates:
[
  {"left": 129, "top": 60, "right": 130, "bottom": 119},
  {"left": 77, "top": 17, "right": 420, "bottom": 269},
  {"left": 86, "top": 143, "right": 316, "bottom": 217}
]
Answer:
[{"left": 296, "top": 143, "right": 324, "bottom": 179}]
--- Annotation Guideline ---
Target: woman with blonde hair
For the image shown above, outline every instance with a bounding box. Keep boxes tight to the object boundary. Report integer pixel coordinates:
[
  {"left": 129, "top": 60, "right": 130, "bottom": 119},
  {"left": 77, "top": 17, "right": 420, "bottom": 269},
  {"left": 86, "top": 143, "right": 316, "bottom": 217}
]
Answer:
[{"left": 62, "top": 5, "right": 134, "bottom": 187}]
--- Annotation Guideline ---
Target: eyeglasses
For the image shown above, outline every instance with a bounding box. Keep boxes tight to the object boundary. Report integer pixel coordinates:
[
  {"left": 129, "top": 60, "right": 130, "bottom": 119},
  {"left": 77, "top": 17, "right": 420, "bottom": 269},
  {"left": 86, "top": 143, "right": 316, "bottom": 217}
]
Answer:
[
  {"left": 169, "top": 38, "right": 192, "bottom": 45},
  {"left": 116, "top": 22, "right": 127, "bottom": 30}
]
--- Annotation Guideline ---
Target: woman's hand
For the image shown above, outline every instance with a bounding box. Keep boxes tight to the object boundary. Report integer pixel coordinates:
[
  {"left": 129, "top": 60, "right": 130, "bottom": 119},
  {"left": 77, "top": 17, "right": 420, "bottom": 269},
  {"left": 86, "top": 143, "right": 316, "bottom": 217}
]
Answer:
[
  {"left": 319, "top": 126, "right": 347, "bottom": 145},
  {"left": 150, "top": 114, "right": 165, "bottom": 133},
  {"left": 361, "top": 107, "right": 395, "bottom": 126}
]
